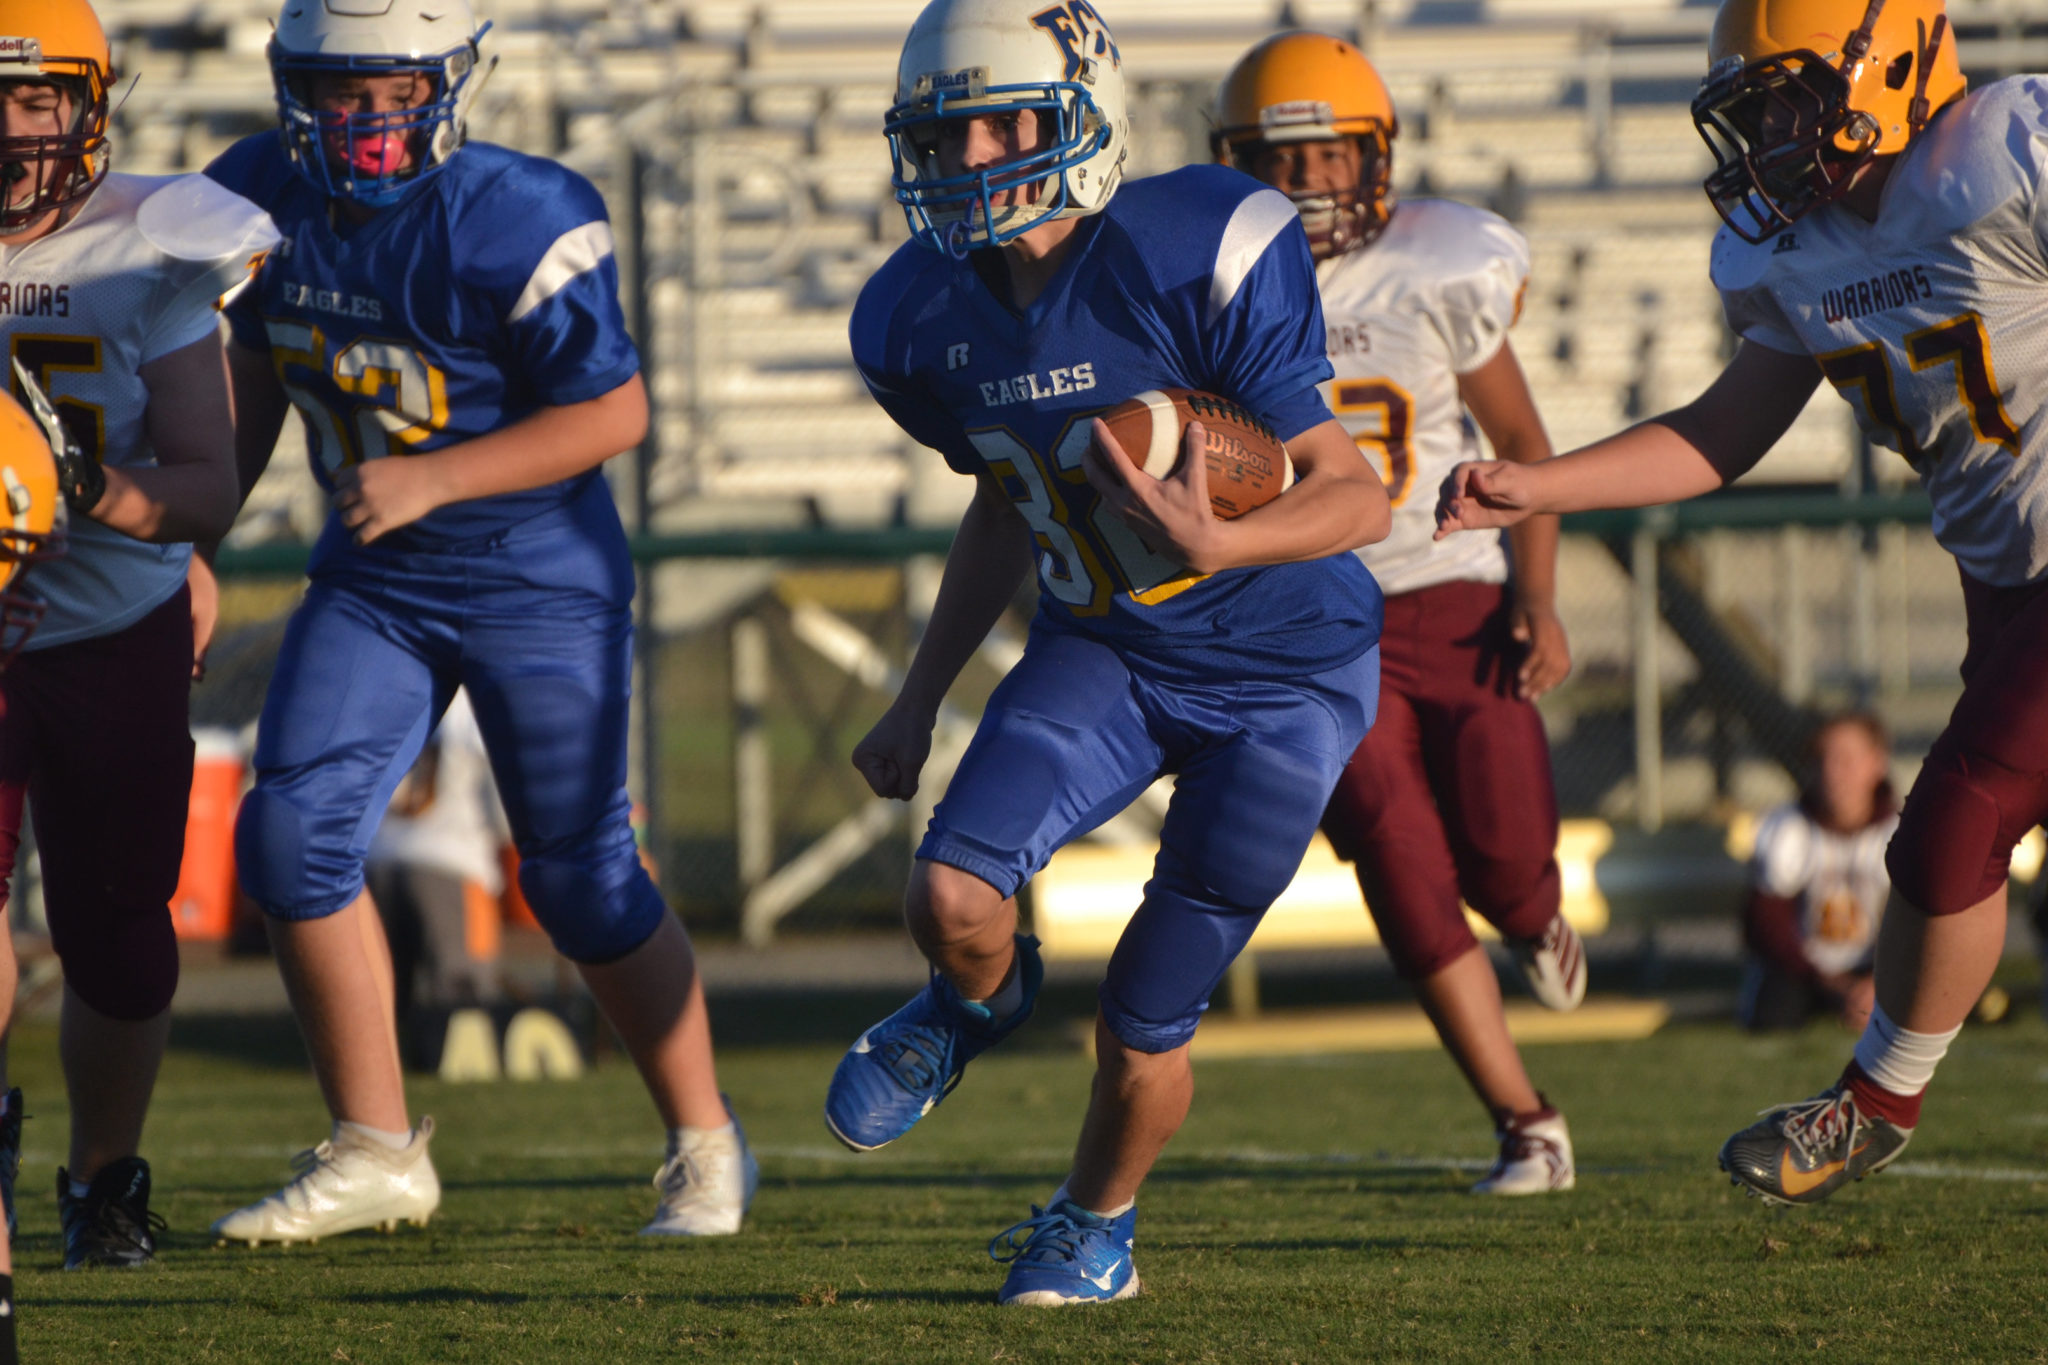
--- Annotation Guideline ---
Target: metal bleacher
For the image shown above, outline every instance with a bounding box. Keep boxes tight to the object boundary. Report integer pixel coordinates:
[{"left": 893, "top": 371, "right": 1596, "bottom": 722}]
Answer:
[{"left": 92, "top": 0, "right": 2048, "bottom": 540}]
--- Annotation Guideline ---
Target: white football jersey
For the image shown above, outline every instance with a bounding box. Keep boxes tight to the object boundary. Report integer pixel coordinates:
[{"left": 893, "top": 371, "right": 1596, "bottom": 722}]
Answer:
[
  {"left": 1715, "top": 76, "right": 2048, "bottom": 588},
  {"left": 0, "top": 173, "right": 276, "bottom": 648},
  {"left": 1316, "top": 197, "right": 1528, "bottom": 597},
  {"left": 1749, "top": 801, "right": 1896, "bottom": 978}
]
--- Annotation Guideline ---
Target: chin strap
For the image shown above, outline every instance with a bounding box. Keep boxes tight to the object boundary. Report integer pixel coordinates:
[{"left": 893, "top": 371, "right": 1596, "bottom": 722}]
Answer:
[
  {"left": 1843, "top": 0, "right": 1884, "bottom": 64},
  {"left": 1907, "top": 15, "right": 1948, "bottom": 132}
]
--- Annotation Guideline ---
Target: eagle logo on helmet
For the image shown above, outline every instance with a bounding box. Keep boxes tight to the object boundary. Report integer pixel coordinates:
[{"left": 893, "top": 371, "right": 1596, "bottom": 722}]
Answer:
[{"left": 1030, "top": 2, "right": 1120, "bottom": 84}]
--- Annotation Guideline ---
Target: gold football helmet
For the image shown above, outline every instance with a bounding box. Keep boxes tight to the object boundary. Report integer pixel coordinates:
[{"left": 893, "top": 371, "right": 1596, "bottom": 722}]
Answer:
[
  {"left": 1213, "top": 31, "right": 1398, "bottom": 257},
  {"left": 0, "top": 0, "right": 114, "bottom": 233},
  {"left": 1693, "top": 0, "right": 1964, "bottom": 242},
  {"left": 0, "top": 383, "right": 65, "bottom": 666}
]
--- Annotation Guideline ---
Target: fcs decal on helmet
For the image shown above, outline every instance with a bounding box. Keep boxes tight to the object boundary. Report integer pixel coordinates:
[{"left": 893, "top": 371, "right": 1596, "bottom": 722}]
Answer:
[
  {"left": 0, "top": 0, "right": 114, "bottom": 235},
  {"left": 886, "top": 0, "right": 1130, "bottom": 256},
  {"left": 1029, "top": 2, "right": 1120, "bottom": 83},
  {"left": 267, "top": 0, "right": 498, "bottom": 208},
  {"left": 1212, "top": 31, "right": 1399, "bottom": 259},
  {"left": 1692, "top": 0, "right": 1965, "bottom": 242}
]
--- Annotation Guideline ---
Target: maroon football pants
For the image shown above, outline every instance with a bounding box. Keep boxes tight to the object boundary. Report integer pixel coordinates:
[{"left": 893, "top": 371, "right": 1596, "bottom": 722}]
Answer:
[
  {"left": 1321, "top": 578, "right": 1562, "bottom": 980},
  {"left": 1888, "top": 569, "right": 2048, "bottom": 915},
  {"left": 0, "top": 587, "right": 193, "bottom": 1019}
]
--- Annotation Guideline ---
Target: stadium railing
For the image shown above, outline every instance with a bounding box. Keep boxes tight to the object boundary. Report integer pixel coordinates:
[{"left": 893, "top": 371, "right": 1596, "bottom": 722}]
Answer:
[{"left": 214, "top": 491, "right": 1958, "bottom": 950}]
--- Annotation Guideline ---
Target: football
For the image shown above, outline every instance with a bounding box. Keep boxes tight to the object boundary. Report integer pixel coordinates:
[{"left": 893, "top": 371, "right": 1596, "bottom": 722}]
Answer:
[{"left": 1095, "top": 388, "right": 1293, "bottom": 519}]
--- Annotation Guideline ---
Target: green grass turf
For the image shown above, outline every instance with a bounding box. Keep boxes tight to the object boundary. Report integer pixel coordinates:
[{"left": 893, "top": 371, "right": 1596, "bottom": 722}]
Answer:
[{"left": 13, "top": 1011, "right": 2048, "bottom": 1363}]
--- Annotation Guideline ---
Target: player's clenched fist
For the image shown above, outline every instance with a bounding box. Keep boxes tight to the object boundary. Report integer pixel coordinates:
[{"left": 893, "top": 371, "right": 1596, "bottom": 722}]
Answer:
[
  {"left": 853, "top": 704, "right": 936, "bottom": 800},
  {"left": 333, "top": 457, "right": 452, "bottom": 545},
  {"left": 1433, "top": 459, "right": 1538, "bottom": 539}
]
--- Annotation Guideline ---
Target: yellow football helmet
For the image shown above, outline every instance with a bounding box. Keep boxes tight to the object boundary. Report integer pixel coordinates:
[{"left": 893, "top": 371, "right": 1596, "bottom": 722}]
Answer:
[
  {"left": 1693, "top": 0, "right": 1964, "bottom": 242},
  {"left": 0, "top": 0, "right": 114, "bottom": 233},
  {"left": 0, "top": 387, "right": 64, "bottom": 666},
  {"left": 1213, "top": 31, "right": 1398, "bottom": 257}
]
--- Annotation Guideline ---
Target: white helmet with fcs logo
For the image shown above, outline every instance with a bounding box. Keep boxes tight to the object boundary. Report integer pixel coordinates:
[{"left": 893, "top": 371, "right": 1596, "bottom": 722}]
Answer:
[{"left": 887, "top": 0, "right": 1130, "bottom": 255}]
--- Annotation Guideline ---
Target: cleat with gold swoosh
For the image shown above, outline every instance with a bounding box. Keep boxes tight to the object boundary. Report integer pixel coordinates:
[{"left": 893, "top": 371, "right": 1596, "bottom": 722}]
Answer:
[{"left": 1718, "top": 1084, "right": 1913, "bottom": 1206}]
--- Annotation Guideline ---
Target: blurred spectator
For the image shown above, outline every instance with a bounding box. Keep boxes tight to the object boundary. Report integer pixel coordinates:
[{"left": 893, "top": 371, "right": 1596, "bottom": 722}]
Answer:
[
  {"left": 366, "top": 690, "right": 508, "bottom": 1025},
  {"left": 1738, "top": 713, "right": 1896, "bottom": 1032}
]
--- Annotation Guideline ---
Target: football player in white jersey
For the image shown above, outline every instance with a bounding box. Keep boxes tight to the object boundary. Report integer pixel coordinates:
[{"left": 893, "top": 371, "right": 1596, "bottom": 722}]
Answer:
[
  {"left": 1437, "top": 0, "right": 2023, "bottom": 1205},
  {"left": 0, "top": 0, "right": 276, "bottom": 1267},
  {"left": 1216, "top": 32, "right": 1581, "bottom": 1194}
]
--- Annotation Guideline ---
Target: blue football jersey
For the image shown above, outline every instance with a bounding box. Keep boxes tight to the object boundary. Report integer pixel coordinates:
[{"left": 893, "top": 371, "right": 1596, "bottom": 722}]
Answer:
[
  {"left": 851, "top": 164, "right": 1382, "bottom": 682},
  {"left": 205, "top": 135, "right": 640, "bottom": 553}
]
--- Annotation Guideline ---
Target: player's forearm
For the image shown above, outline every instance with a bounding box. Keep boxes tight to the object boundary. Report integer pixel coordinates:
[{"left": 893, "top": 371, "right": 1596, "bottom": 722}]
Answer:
[
  {"left": 90, "top": 460, "right": 240, "bottom": 544},
  {"left": 895, "top": 499, "right": 1033, "bottom": 722},
  {"left": 1506, "top": 514, "right": 1560, "bottom": 609},
  {"left": 413, "top": 374, "right": 648, "bottom": 506},
  {"left": 1197, "top": 467, "right": 1389, "bottom": 572},
  {"left": 1513, "top": 422, "right": 1731, "bottom": 515}
]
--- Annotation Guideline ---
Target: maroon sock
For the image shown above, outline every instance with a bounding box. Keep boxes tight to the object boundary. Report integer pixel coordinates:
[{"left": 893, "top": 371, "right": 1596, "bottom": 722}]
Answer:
[{"left": 1843, "top": 1062, "right": 1924, "bottom": 1129}]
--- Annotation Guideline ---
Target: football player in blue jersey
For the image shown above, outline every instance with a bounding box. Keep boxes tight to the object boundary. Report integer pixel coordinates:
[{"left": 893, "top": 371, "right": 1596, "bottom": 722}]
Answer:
[
  {"left": 827, "top": 0, "right": 1391, "bottom": 1307},
  {"left": 202, "top": 0, "right": 756, "bottom": 1245}
]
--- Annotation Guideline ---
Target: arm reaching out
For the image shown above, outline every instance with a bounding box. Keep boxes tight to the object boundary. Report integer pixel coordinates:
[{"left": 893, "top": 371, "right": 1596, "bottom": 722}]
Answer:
[{"left": 1436, "top": 340, "right": 1824, "bottom": 536}]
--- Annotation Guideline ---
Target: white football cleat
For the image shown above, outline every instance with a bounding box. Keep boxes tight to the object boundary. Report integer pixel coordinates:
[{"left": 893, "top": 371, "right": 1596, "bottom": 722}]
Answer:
[
  {"left": 1472, "top": 1106, "right": 1575, "bottom": 1195},
  {"left": 213, "top": 1118, "right": 440, "bottom": 1246},
  {"left": 639, "top": 1107, "right": 759, "bottom": 1237},
  {"left": 1512, "top": 915, "right": 1587, "bottom": 1012}
]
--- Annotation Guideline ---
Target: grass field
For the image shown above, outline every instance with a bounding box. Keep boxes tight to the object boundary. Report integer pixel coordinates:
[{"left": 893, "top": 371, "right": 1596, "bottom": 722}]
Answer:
[{"left": 13, "top": 1003, "right": 2048, "bottom": 1363}]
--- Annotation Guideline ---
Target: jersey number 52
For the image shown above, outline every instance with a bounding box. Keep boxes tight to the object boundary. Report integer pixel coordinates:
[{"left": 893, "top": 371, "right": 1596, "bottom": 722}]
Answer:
[{"left": 266, "top": 319, "right": 451, "bottom": 473}]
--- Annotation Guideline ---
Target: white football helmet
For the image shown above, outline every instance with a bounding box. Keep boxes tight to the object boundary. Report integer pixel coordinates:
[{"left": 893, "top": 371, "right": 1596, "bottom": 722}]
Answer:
[
  {"left": 887, "top": 0, "right": 1130, "bottom": 255},
  {"left": 268, "top": 0, "right": 496, "bottom": 207}
]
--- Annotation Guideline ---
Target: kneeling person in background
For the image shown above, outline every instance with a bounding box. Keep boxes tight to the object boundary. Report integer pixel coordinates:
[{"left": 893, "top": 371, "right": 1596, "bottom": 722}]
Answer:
[{"left": 1739, "top": 713, "right": 1895, "bottom": 1034}]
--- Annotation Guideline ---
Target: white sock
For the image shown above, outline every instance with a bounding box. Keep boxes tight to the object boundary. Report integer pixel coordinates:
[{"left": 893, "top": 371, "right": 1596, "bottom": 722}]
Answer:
[
  {"left": 67, "top": 1176, "right": 90, "bottom": 1199},
  {"left": 668, "top": 1121, "right": 736, "bottom": 1158},
  {"left": 1851, "top": 1003, "right": 1959, "bottom": 1098},
  {"left": 1049, "top": 1179, "right": 1134, "bottom": 1221},
  {"left": 337, "top": 1120, "right": 413, "bottom": 1151},
  {"left": 973, "top": 960, "right": 1025, "bottom": 1021}
]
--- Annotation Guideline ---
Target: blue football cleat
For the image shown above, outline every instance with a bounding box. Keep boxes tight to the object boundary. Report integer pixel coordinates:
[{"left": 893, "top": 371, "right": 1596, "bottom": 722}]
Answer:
[
  {"left": 990, "top": 1198, "right": 1141, "bottom": 1306},
  {"left": 823, "top": 934, "right": 1043, "bottom": 1152}
]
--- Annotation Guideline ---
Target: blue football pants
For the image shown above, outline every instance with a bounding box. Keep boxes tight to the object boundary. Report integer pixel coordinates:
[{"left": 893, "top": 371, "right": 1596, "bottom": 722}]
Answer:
[
  {"left": 920, "top": 627, "right": 1378, "bottom": 1052},
  {"left": 235, "top": 491, "right": 667, "bottom": 964}
]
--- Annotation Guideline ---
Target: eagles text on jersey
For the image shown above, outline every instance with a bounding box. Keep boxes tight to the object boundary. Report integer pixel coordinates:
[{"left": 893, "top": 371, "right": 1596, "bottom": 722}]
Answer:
[
  {"left": 852, "top": 164, "right": 1383, "bottom": 682},
  {"left": 204, "top": 134, "right": 640, "bottom": 557}
]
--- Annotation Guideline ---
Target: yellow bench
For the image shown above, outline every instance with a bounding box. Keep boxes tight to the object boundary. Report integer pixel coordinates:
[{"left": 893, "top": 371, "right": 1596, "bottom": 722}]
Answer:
[{"left": 1030, "top": 820, "right": 1619, "bottom": 1019}]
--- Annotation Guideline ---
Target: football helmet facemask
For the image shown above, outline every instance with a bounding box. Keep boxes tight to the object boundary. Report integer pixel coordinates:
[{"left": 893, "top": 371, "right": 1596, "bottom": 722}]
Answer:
[
  {"left": 887, "top": 0, "right": 1130, "bottom": 256},
  {"left": 1693, "top": 0, "right": 1964, "bottom": 243},
  {"left": 0, "top": 0, "right": 113, "bottom": 235},
  {"left": 269, "top": 0, "right": 495, "bottom": 208},
  {"left": 0, "top": 380, "right": 68, "bottom": 668},
  {"left": 1212, "top": 31, "right": 1397, "bottom": 260}
]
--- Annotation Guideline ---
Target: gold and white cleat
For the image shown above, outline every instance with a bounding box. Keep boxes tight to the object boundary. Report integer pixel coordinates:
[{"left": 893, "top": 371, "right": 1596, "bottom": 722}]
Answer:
[
  {"left": 639, "top": 1106, "right": 758, "bottom": 1237},
  {"left": 213, "top": 1117, "right": 440, "bottom": 1246}
]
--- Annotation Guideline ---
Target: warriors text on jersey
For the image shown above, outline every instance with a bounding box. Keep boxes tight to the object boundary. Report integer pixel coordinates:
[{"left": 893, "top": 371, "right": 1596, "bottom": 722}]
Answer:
[
  {"left": 1316, "top": 198, "right": 1527, "bottom": 597},
  {"left": 0, "top": 173, "right": 275, "bottom": 648},
  {"left": 852, "top": 164, "right": 1383, "bottom": 682},
  {"left": 1714, "top": 76, "right": 2048, "bottom": 587},
  {"left": 204, "top": 135, "right": 640, "bottom": 561}
]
